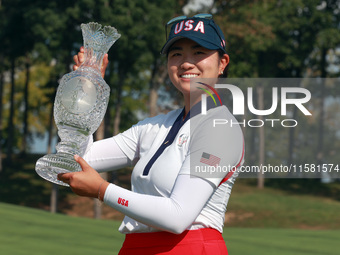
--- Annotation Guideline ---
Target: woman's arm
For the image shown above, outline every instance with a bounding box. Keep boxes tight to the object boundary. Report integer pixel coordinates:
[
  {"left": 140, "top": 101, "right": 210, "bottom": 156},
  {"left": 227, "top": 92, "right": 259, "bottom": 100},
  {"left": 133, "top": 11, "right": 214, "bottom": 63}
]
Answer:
[
  {"left": 58, "top": 156, "right": 215, "bottom": 234},
  {"left": 81, "top": 136, "right": 132, "bottom": 172},
  {"left": 103, "top": 174, "right": 214, "bottom": 234}
]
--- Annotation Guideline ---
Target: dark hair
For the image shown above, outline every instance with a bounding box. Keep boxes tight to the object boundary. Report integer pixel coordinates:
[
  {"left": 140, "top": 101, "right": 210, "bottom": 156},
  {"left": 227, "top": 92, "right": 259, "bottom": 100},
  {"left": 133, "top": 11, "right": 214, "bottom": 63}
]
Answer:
[{"left": 218, "top": 49, "right": 229, "bottom": 78}]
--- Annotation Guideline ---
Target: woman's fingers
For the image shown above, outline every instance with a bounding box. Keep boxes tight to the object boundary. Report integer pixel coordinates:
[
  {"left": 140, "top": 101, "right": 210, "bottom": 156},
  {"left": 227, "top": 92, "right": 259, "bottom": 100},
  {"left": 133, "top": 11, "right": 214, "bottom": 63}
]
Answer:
[
  {"left": 74, "top": 154, "right": 91, "bottom": 172},
  {"left": 73, "top": 55, "right": 80, "bottom": 71},
  {"left": 77, "top": 51, "right": 84, "bottom": 64},
  {"left": 57, "top": 155, "right": 108, "bottom": 199},
  {"left": 57, "top": 172, "right": 72, "bottom": 184},
  {"left": 72, "top": 46, "right": 108, "bottom": 79},
  {"left": 72, "top": 46, "right": 85, "bottom": 71},
  {"left": 101, "top": 54, "right": 109, "bottom": 78},
  {"left": 56, "top": 155, "right": 89, "bottom": 185}
]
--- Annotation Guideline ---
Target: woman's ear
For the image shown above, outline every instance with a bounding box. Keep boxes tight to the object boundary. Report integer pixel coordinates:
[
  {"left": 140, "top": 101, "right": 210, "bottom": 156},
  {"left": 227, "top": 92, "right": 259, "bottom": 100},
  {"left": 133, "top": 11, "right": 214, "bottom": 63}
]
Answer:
[{"left": 220, "top": 54, "right": 229, "bottom": 73}]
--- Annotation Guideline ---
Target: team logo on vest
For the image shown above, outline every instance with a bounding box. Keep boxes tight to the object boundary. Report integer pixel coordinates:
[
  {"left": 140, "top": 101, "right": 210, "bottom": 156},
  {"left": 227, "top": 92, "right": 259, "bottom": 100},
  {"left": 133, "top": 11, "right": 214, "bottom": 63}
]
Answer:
[{"left": 178, "top": 134, "right": 188, "bottom": 147}]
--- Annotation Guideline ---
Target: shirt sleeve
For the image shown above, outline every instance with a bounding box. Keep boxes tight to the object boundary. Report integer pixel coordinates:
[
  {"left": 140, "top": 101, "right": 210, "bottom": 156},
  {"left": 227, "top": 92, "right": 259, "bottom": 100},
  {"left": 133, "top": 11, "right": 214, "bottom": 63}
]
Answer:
[
  {"left": 180, "top": 107, "right": 244, "bottom": 187},
  {"left": 80, "top": 115, "right": 159, "bottom": 172},
  {"left": 104, "top": 174, "right": 215, "bottom": 234},
  {"left": 80, "top": 116, "right": 148, "bottom": 172},
  {"left": 112, "top": 126, "right": 140, "bottom": 162},
  {"left": 82, "top": 136, "right": 132, "bottom": 173}
]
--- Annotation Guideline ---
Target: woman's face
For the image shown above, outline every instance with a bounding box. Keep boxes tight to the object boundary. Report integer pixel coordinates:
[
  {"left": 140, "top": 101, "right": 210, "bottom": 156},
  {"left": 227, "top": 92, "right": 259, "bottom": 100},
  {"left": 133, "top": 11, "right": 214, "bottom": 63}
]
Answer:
[{"left": 167, "top": 38, "right": 229, "bottom": 97}]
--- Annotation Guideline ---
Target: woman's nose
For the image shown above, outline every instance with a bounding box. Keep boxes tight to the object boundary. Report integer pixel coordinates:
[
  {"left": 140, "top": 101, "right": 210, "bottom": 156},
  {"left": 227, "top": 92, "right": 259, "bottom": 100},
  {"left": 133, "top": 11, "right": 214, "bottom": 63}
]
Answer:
[{"left": 180, "top": 58, "right": 195, "bottom": 70}]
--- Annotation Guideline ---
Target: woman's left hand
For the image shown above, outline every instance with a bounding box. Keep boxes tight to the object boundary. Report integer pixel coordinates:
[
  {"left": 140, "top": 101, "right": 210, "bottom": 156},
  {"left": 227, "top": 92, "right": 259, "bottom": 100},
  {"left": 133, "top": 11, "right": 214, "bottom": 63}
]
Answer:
[
  {"left": 57, "top": 155, "right": 109, "bottom": 199},
  {"left": 73, "top": 46, "right": 109, "bottom": 79}
]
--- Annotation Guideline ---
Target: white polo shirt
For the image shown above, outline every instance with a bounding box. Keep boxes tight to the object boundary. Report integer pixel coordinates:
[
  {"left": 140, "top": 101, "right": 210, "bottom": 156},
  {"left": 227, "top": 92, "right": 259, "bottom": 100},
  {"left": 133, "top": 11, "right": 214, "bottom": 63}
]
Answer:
[{"left": 110, "top": 104, "right": 244, "bottom": 233}]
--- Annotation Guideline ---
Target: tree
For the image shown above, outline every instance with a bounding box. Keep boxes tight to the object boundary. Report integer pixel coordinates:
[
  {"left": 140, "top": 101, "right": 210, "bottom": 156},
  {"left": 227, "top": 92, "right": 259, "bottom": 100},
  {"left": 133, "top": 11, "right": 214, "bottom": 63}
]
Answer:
[
  {"left": 213, "top": 0, "right": 340, "bottom": 186},
  {"left": 0, "top": 57, "right": 4, "bottom": 173},
  {"left": 312, "top": 2, "right": 340, "bottom": 167},
  {"left": 0, "top": 2, "right": 7, "bottom": 172}
]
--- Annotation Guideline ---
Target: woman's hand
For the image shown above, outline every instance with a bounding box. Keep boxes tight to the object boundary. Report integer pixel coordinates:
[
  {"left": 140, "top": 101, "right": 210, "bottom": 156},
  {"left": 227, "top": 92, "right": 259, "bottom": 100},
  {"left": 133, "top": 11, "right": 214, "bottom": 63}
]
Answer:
[
  {"left": 72, "top": 46, "right": 109, "bottom": 78},
  {"left": 57, "top": 155, "right": 109, "bottom": 200}
]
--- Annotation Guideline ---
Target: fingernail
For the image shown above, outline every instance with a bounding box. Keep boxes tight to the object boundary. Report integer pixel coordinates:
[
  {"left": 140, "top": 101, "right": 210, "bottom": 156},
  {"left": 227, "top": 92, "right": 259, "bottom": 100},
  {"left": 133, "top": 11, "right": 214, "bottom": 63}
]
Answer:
[{"left": 74, "top": 155, "right": 79, "bottom": 160}]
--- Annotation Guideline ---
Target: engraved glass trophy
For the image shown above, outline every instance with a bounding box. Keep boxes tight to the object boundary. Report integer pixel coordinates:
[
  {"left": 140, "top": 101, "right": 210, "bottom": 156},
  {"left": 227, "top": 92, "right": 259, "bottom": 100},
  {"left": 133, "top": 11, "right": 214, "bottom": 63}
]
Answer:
[{"left": 35, "top": 22, "right": 121, "bottom": 186}]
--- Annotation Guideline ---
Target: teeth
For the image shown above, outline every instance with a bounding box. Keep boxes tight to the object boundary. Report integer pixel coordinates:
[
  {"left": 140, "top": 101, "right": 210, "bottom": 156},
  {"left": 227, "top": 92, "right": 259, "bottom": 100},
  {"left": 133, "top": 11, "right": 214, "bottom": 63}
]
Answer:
[{"left": 181, "top": 74, "right": 198, "bottom": 78}]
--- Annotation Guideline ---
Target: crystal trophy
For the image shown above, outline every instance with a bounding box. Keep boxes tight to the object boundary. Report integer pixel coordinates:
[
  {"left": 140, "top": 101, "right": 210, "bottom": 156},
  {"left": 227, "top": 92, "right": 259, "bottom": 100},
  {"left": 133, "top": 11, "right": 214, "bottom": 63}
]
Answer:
[{"left": 35, "top": 22, "right": 121, "bottom": 186}]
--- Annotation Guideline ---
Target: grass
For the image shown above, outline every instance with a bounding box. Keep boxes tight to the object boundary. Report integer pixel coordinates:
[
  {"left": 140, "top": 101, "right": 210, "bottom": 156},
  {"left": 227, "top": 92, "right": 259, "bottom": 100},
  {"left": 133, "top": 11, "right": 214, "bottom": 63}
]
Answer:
[
  {"left": 225, "top": 228, "right": 340, "bottom": 255},
  {"left": 1, "top": 202, "right": 339, "bottom": 255},
  {"left": 0, "top": 202, "right": 123, "bottom": 255},
  {"left": 225, "top": 180, "right": 340, "bottom": 229}
]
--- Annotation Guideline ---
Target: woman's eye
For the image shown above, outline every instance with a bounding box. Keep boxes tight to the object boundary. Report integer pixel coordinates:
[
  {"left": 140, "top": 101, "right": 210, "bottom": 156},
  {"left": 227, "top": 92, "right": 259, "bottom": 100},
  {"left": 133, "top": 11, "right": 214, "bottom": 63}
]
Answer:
[
  {"left": 171, "top": 53, "right": 181, "bottom": 57},
  {"left": 195, "top": 51, "right": 205, "bottom": 55}
]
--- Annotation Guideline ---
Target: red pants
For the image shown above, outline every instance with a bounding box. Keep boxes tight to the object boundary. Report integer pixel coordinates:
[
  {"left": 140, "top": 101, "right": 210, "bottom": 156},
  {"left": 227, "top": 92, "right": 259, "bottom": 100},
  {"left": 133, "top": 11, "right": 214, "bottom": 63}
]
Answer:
[{"left": 118, "top": 228, "right": 228, "bottom": 255}]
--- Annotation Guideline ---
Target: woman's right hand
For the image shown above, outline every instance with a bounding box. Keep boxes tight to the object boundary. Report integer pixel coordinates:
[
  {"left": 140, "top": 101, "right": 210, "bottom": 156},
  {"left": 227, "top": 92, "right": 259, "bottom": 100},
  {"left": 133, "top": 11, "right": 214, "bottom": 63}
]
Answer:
[{"left": 73, "top": 46, "right": 109, "bottom": 78}]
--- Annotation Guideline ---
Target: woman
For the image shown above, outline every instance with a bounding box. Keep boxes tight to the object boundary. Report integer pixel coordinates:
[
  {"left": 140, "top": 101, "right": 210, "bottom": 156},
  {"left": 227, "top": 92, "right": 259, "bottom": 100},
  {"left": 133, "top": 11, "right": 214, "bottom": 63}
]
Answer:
[{"left": 58, "top": 14, "right": 244, "bottom": 255}]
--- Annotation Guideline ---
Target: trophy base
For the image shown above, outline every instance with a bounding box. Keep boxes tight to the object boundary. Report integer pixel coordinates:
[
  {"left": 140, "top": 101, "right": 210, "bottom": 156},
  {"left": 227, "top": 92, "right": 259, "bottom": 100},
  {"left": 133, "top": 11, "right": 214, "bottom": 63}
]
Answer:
[{"left": 35, "top": 153, "right": 82, "bottom": 187}]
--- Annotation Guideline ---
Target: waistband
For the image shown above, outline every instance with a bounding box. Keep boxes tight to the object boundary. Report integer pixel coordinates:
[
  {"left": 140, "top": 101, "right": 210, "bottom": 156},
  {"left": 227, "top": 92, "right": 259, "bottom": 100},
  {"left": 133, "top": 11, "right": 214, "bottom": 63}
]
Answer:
[{"left": 122, "top": 228, "right": 224, "bottom": 248}]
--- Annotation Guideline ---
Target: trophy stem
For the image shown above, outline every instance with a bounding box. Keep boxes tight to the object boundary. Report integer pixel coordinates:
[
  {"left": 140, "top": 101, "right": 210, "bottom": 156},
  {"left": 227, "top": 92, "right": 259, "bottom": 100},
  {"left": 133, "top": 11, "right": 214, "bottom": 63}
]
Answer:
[{"left": 35, "top": 134, "right": 84, "bottom": 186}]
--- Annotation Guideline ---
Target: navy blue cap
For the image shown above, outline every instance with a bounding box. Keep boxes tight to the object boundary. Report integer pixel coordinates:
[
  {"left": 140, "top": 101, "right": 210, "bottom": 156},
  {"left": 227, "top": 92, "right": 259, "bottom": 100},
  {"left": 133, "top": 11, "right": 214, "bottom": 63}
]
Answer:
[{"left": 161, "top": 17, "right": 226, "bottom": 55}]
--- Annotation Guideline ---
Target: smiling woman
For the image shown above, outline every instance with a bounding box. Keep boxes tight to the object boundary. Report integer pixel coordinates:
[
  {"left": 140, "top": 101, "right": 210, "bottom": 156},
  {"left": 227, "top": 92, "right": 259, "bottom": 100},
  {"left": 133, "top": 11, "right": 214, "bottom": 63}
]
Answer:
[
  {"left": 166, "top": 39, "right": 229, "bottom": 113},
  {"left": 58, "top": 14, "right": 244, "bottom": 255}
]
